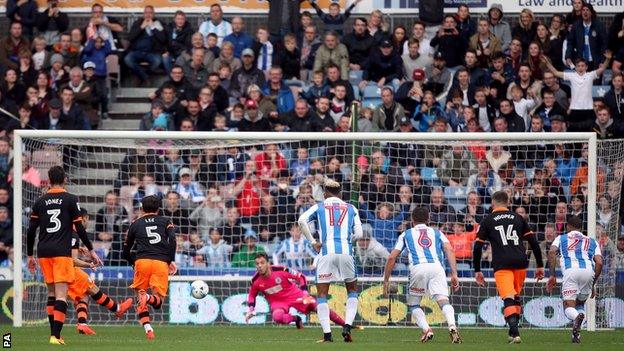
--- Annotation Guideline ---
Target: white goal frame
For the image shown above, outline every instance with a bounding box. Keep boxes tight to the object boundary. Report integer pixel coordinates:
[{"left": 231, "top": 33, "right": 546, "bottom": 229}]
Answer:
[{"left": 12, "top": 130, "right": 598, "bottom": 330}]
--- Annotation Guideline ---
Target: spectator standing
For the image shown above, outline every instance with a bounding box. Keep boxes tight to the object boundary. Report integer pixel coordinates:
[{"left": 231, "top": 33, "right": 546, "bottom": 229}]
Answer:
[
  {"left": 308, "top": 0, "right": 361, "bottom": 37},
  {"left": 0, "top": 206, "right": 12, "bottom": 265},
  {"left": 543, "top": 51, "right": 612, "bottom": 131},
  {"left": 469, "top": 18, "right": 502, "bottom": 68},
  {"left": 196, "top": 229, "right": 233, "bottom": 268},
  {"left": 456, "top": 4, "right": 477, "bottom": 42},
  {"left": 37, "top": 0, "right": 69, "bottom": 45},
  {"left": 403, "top": 21, "right": 433, "bottom": 59},
  {"left": 438, "top": 145, "right": 477, "bottom": 186},
  {"left": 124, "top": 6, "right": 168, "bottom": 84},
  {"left": 266, "top": 0, "right": 304, "bottom": 42},
  {"left": 565, "top": 3, "right": 608, "bottom": 71},
  {"left": 487, "top": 3, "right": 511, "bottom": 53},
  {"left": 6, "top": 0, "right": 37, "bottom": 39},
  {"left": 190, "top": 188, "right": 225, "bottom": 239},
  {"left": 368, "top": 10, "right": 390, "bottom": 47},
  {"left": 402, "top": 39, "right": 432, "bottom": 82},
  {"left": 199, "top": 4, "right": 232, "bottom": 47},
  {"left": 230, "top": 49, "right": 266, "bottom": 102},
  {"left": 604, "top": 73, "right": 623, "bottom": 120},
  {"left": 162, "top": 191, "right": 193, "bottom": 235},
  {"left": 95, "top": 191, "right": 128, "bottom": 242},
  {"left": 430, "top": 15, "right": 467, "bottom": 68},
  {"left": 418, "top": 0, "right": 444, "bottom": 39},
  {"left": 223, "top": 17, "right": 254, "bottom": 59},
  {"left": 607, "top": 11, "right": 624, "bottom": 54}
]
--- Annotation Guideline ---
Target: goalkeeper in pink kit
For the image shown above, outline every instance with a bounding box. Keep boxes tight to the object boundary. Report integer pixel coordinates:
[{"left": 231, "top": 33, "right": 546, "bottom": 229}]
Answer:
[{"left": 245, "top": 253, "right": 345, "bottom": 328}]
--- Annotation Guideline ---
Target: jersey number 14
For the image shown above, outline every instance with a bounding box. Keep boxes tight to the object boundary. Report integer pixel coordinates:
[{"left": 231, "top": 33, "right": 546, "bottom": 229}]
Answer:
[{"left": 495, "top": 224, "right": 519, "bottom": 246}]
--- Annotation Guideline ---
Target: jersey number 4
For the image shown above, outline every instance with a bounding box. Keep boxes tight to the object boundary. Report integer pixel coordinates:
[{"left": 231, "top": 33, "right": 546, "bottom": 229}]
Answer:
[
  {"left": 146, "top": 226, "right": 161, "bottom": 244},
  {"left": 495, "top": 224, "right": 519, "bottom": 246},
  {"left": 324, "top": 205, "right": 348, "bottom": 226}
]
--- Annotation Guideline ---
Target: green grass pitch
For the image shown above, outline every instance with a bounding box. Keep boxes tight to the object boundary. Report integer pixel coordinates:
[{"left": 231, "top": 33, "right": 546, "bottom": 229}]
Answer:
[{"left": 3, "top": 325, "right": 624, "bottom": 351}]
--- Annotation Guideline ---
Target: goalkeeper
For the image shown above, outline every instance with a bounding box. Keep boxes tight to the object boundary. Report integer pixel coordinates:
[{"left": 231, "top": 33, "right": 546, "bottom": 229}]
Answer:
[{"left": 245, "top": 253, "right": 345, "bottom": 329}]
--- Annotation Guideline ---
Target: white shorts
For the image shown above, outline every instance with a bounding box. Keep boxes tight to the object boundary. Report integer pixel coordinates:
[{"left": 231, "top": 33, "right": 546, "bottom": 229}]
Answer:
[
  {"left": 407, "top": 263, "right": 448, "bottom": 305},
  {"left": 562, "top": 269, "right": 594, "bottom": 301},
  {"left": 316, "top": 254, "right": 356, "bottom": 284}
]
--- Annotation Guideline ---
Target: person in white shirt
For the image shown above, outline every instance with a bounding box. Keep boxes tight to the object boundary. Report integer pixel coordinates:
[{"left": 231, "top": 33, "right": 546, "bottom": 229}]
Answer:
[
  {"left": 198, "top": 3, "right": 232, "bottom": 47},
  {"left": 546, "top": 216, "right": 603, "bottom": 344},
  {"left": 543, "top": 51, "right": 612, "bottom": 131},
  {"left": 383, "top": 207, "right": 462, "bottom": 344},
  {"left": 403, "top": 21, "right": 434, "bottom": 58},
  {"left": 402, "top": 39, "right": 433, "bottom": 82}
]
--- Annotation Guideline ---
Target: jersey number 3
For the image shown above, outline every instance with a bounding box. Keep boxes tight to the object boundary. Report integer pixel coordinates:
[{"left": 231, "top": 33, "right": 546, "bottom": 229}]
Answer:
[
  {"left": 495, "top": 224, "right": 519, "bottom": 246},
  {"left": 146, "top": 226, "right": 161, "bottom": 244},
  {"left": 46, "top": 209, "right": 61, "bottom": 233}
]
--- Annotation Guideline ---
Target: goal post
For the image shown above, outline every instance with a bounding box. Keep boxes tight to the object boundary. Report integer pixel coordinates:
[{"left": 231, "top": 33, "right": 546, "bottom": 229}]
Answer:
[{"left": 13, "top": 130, "right": 617, "bottom": 330}]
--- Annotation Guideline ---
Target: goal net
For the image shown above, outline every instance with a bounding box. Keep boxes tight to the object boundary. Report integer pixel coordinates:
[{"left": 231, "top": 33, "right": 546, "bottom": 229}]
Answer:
[{"left": 12, "top": 131, "right": 624, "bottom": 330}]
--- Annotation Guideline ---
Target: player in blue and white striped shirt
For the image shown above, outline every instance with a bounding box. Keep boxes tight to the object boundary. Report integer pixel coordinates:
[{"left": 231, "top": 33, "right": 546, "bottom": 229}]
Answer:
[
  {"left": 383, "top": 207, "right": 462, "bottom": 344},
  {"left": 272, "top": 224, "right": 317, "bottom": 270},
  {"left": 547, "top": 216, "right": 603, "bottom": 344},
  {"left": 298, "top": 179, "right": 362, "bottom": 343}
]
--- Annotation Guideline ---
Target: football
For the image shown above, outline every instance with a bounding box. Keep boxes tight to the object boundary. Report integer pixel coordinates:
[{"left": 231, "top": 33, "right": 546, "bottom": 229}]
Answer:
[{"left": 191, "top": 280, "right": 209, "bottom": 299}]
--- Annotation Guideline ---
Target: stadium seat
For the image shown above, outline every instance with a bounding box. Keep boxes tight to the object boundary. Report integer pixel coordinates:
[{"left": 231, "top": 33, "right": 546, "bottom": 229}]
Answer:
[
  {"left": 362, "top": 84, "right": 382, "bottom": 99},
  {"left": 444, "top": 186, "right": 469, "bottom": 210},
  {"left": 361, "top": 98, "right": 382, "bottom": 109},
  {"left": 593, "top": 85, "right": 610, "bottom": 98},
  {"left": 603, "top": 69, "right": 613, "bottom": 85},
  {"left": 420, "top": 167, "right": 439, "bottom": 185},
  {"left": 349, "top": 70, "right": 363, "bottom": 85}
]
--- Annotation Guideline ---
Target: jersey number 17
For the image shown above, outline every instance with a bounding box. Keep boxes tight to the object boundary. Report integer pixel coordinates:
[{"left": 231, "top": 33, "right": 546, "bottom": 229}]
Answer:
[{"left": 324, "top": 205, "right": 348, "bottom": 226}]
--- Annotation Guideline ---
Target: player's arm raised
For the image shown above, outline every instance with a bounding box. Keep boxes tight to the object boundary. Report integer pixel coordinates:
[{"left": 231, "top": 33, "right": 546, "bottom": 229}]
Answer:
[
  {"left": 298, "top": 204, "right": 320, "bottom": 252},
  {"left": 442, "top": 241, "right": 459, "bottom": 292}
]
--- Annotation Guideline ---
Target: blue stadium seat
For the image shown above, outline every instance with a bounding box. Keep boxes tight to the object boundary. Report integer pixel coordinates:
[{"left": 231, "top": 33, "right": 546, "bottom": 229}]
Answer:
[
  {"left": 349, "top": 70, "right": 363, "bottom": 85},
  {"left": 361, "top": 98, "right": 382, "bottom": 109},
  {"left": 420, "top": 167, "right": 439, "bottom": 184},
  {"left": 362, "top": 84, "right": 382, "bottom": 99},
  {"left": 445, "top": 186, "right": 468, "bottom": 204},
  {"left": 593, "top": 85, "right": 609, "bottom": 98}
]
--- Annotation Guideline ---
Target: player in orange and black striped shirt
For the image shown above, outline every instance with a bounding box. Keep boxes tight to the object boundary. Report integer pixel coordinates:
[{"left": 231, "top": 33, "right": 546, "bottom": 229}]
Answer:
[
  {"left": 26, "top": 166, "right": 103, "bottom": 345},
  {"left": 123, "top": 195, "right": 177, "bottom": 340},
  {"left": 472, "top": 191, "right": 544, "bottom": 344}
]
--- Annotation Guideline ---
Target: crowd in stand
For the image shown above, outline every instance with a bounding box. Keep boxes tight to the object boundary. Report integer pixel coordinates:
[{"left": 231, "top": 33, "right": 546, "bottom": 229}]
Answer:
[{"left": 1, "top": 0, "right": 624, "bottom": 273}]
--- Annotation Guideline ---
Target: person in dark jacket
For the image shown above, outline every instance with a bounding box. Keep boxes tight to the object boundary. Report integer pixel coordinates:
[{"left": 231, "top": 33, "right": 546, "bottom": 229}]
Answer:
[
  {"left": 604, "top": 73, "right": 623, "bottom": 120},
  {"left": 534, "top": 89, "right": 568, "bottom": 131},
  {"left": 343, "top": 17, "right": 375, "bottom": 71},
  {"left": 430, "top": 15, "right": 467, "bottom": 68},
  {"left": 123, "top": 5, "right": 168, "bottom": 84},
  {"left": 512, "top": 9, "right": 538, "bottom": 55},
  {"left": 37, "top": 0, "right": 69, "bottom": 45},
  {"left": 607, "top": 11, "right": 624, "bottom": 54},
  {"left": 565, "top": 3, "right": 608, "bottom": 71},
  {"left": 274, "top": 34, "right": 301, "bottom": 80},
  {"left": 165, "top": 11, "right": 194, "bottom": 71},
  {"left": 418, "top": 0, "right": 444, "bottom": 38},
  {"left": 6, "top": 0, "right": 38, "bottom": 39},
  {"left": 360, "top": 39, "right": 403, "bottom": 89},
  {"left": 275, "top": 99, "right": 316, "bottom": 132},
  {"left": 230, "top": 49, "right": 266, "bottom": 101},
  {"left": 311, "top": 96, "right": 336, "bottom": 132},
  {"left": 308, "top": 0, "right": 361, "bottom": 37},
  {"left": 498, "top": 98, "right": 526, "bottom": 132},
  {"left": 238, "top": 99, "right": 273, "bottom": 132},
  {"left": 456, "top": 4, "right": 477, "bottom": 41}
]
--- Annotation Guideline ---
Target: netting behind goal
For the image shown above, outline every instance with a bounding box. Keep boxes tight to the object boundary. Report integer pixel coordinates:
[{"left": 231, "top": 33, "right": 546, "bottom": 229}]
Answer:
[{"left": 14, "top": 132, "right": 624, "bottom": 329}]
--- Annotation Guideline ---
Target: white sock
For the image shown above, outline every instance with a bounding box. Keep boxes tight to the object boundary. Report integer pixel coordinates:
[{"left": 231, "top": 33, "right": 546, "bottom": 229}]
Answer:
[
  {"left": 442, "top": 304, "right": 456, "bottom": 329},
  {"left": 143, "top": 323, "right": 153, "bottom": 333},
  {"left": 317, "top": 302, "right": 331, "bottom": 333},
  {"left": 411, "top": 307, "right": 430, "bottom": 331},
  {"left": 345, "top": 297, "right": 358, "bottom": 326},
  {"left": 565, "top": 307, "right": 579, "bottom": 321}
]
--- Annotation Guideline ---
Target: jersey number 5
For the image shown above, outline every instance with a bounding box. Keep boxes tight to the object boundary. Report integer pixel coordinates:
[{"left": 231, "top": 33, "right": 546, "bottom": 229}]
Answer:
[
  {"left": 324, "top": 205, "right": 348, "bottom": 226},
  {"left": 495, "top": 224, "right": 519, "bottom": 246},
  {"left": 146, "top": 226, "right": 161, "bottom": 244}
]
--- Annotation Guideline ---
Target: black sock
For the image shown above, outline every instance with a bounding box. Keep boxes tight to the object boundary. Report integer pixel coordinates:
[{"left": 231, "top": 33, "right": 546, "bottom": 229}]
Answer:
[
  {"left": 46, "top": 296, "right": 55, "bottom": 335},
  {"left": 52, "top": 300, "right": 68, "bottom": 339}
]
